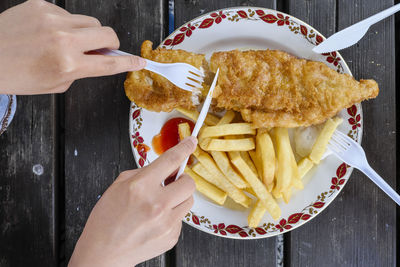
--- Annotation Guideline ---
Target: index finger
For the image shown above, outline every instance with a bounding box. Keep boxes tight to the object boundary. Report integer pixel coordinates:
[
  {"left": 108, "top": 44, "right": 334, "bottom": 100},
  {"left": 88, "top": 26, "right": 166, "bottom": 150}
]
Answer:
[{"left": 141, "top": 136, "right": 197, "bottom": 183}]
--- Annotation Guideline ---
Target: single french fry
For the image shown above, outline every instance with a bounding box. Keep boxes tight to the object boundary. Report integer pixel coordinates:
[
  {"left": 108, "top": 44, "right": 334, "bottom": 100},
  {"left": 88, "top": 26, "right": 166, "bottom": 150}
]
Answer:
[
  {"left": 256, "top": 130, "right": 275, "bottom": 186},
  {"left": 199, "top": 123, "right": 256, "bottom": 139},
  {"left": 178, "top": 122, "right": 191, "bottom": 140},
  {"left": 240, "top": 151, "right": 258, "bottom": 176},
  {"left": 217, "top": 110, "right": 236, "bottom": 125},
  {"left": 185, "top": 167, "right": 227, "bottom": 205},
  {"left": 176, "top": 107, "right": 219, "bottom": 126},
  {"left": 282, "top": 187, "right": 293, "bottom": 204},
  {"left": 192, "top": 153, "right": 251, "bottom": 208},
  {"left": 248, "top": 150, "right": 263, "bottom": 179},
  {"left": 272, "top": 128, "right": 293, "bottom": 194},
  {"left": 210, "top": 151, "right": 248, "bottom": 189},
  {"left": 298, "top": 157, "right": 314, "bottom": 179},
  {"left": 201, "top": 138, "right": 255, "bottom": 151},
  {"left": 266, "top": 181, "right": 274, "bottom": 192},
  {"left": 244, "top": 187, "right": 257, "bottom": 196},
  {"left": 248, "top": 200, "right": 268, "bottom": 228},
  {"left": 272, "top": 190, "right": 282, "bottom": 199},
  {"left": 229, "top": 151, "right": 281, "bottom": 220},
  {"left": 290, "top": 149, "right": 303, "bottom": 190},
  {"left": 309, "top": 117, "right": 343, "bottom": 164}
]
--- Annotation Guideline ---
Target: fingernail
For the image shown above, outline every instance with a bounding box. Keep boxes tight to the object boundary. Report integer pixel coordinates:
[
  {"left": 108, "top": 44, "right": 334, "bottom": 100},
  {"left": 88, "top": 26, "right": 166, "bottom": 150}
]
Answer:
[{"left": 182, "top": 136, "right": 197, "bottom": 147}]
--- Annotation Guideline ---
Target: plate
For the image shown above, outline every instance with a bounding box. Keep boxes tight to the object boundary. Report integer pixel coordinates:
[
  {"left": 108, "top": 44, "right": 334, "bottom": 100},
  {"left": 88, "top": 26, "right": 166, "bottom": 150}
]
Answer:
[{"left": 129, "top": 7, "right": 362, "bottom": 239}]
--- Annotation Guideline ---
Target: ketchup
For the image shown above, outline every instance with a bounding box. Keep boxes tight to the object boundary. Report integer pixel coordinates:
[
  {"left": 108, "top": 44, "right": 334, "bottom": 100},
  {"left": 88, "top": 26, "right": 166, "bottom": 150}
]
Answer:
[
  {"left": 152, "top": 117, "right": 195, "bottom": 155},
  {"left": 152, "top": 117, "right": 195, "bottom": 186}
]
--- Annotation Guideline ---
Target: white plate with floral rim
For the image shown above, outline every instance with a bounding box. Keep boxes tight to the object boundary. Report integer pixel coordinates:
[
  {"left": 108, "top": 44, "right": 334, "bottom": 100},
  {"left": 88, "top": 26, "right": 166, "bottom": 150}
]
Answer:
[{"left": 129, "top": 6, "right": 363, "bottom": 239}]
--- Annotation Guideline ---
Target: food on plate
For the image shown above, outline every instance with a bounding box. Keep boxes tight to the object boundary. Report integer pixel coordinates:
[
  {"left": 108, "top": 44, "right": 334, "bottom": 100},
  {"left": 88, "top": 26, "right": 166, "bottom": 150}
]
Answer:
[
  {"left": 185, "top": 167, "right": 227, "bottom": 205},
  {"left": 216, "top": 110, "right": 236, "bottom": 125},
  {"left": 176, "top": 107, "right": 219, "bottom": 126},
  {"left": 199, "top": 123, "right": 255, "bottom": 138},
  {"left": 255, "top": 130, "right": 275, "bottom": 187},
  {"left": 192, "top": 151, "right": 251, "bottom": 208},
  {"left": 248, "top": 200, "right": 268, "bottom": 228},
  {"left": 172, "top": 112, "right": 343, "bottom": 227},
  {"left": 309, "top": 117, "right": 343, "bottom": 164},
  {"left": 125, "top": 41, "right": 378, "bottom": 129},
  {"left": 209, "top": 151, "right": 248, "bottom": 189},
  {"left": 297, "top": 157, "right": 314, "bottom": 179},
  {"left": 199, "top": 137, "right": 255, "bottom": 151},
  {"left": 271, "top": 128, "right": 298, "bottom": 195},
  {"left": 124, "top": 40, "right": 207, "bottom": 112},
  {"left": 211, "top": 49, "right": 378, "bottom": 128},
  {"left": 152, "top": 117, "right": 194, "bottom": 155},
  {"left": 228, "top": 151, "right": 281, "bottom": 220},
  {"left": 239, "top": 151, "right": 258, "bottom": 177},
  {"left": 128, "top": 40, "right": 370, "bottom": 227}
]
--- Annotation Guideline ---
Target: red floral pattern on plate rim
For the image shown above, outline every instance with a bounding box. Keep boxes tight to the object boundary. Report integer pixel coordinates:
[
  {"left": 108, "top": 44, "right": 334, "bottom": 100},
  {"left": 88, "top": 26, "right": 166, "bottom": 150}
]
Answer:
[
  {"left": 130, "top": 7, "right": 362, "bottom": 238},
  {"left": 161, "top": 8, "right": 344, "bottom": 73}
]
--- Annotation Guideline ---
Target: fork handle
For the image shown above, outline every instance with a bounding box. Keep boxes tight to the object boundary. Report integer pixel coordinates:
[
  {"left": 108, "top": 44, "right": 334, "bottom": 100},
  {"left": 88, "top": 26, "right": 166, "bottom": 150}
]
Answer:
[
  {"left": 96, "top": 49, "right": 165, "bottom": 76},
  {"left": 360, "top": 165, "right": 400, "bottom": 206}
]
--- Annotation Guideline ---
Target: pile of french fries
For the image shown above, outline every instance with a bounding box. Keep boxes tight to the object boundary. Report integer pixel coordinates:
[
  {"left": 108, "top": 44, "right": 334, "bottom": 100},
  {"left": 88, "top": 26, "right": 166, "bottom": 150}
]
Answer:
[{"left": 176, "top": 107, "right": 342, "bottom": 228}]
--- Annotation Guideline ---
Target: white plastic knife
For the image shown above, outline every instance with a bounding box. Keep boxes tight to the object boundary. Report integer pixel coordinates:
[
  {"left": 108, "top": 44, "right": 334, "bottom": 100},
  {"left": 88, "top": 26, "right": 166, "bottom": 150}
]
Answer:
[
  {"left": 313, "top": 3, "right": 400, "bottom": 54},
  {"left": 175, "top": 69, "right": 220, "bottom": 179}
]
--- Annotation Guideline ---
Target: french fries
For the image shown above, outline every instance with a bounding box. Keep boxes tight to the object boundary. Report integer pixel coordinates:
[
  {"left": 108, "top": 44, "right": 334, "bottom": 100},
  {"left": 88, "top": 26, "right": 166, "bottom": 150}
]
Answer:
[
  {"left": 298, "top": 157, "right": 314, "bottom": 179},
  {"left": 174, "top": 110, "right": 342, "bottom": 228},
  {"left": 185, "top": 167, "right": 227, "bottom": 205},
  {"left": 199, "top": 123, "right": 256, "bottom": 138},
  {"left": 217, "top": 110, "right": 236, "bottom": 125},
  {"left": 240, "top": 151, "right": 258, "bottom": 176},
  {"left": 255, "top": 130, "right": 275, "bottom": 186},
  {"left": 309, "top": 117, "right": 343, "bottom": 164},
  {"left": 210, "top": 151, "right": 248, "bottom": 189},
  {"left": 229, "top": 151, "right": 281, "bottom": 220},
  {"left": 272, "top": 128, "right": 294, "bottom": 194},
  {"left": 176, "top": 107, "right": 220, "bottom": 126},
  {"left": 178, "top": 122, "right": 191, "bottom": 139},
  {"left": 248, "top": 200, "right": 267, "bottom": 228},
  {"left": 192, "top": 152, "right": 251, "bottom": 208},
  {"left": 200, "top": 138, "right": 255, "bottom": 151}
]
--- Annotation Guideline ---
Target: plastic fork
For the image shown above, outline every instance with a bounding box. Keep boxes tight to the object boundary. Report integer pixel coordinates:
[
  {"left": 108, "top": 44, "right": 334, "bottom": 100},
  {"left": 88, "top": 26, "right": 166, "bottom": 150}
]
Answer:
[
  {"left": 98, "top": 49, "right": 204, "bottom": 92},
  {"left": 327, "top": 130, "right": 400, "bottom": 205}
]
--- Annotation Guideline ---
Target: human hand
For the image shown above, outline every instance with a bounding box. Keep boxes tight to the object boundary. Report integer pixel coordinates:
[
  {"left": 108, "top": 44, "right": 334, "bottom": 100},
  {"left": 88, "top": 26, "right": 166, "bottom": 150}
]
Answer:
[
  {"left": 68, "top": 137, "right": 197, "bottom": 267},
  {"left": 0, "top": 0, "right": 145, "bottom": 95}
]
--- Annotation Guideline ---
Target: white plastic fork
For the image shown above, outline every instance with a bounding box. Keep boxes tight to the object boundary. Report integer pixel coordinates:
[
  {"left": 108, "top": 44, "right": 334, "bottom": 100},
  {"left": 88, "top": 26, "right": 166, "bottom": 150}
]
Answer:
[
  {"left": 98, "top": 49, "right": 204, "bottom": 92},
  {"left": 327, "top": 130, "right": 400, "bottom": 205}
]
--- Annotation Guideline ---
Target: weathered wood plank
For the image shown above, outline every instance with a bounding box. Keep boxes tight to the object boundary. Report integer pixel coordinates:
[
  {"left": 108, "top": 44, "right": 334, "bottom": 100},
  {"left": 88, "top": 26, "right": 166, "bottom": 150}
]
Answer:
[
  {"left": 288, "top": 1, "right": 397, "bottom": 266},
  {"left": 174, "top": 1, "right": 278, "bottom": 266},
  {"left": 0, "top": 3, "right": 57, "bottom": 267},
  {"left": 0, "top": 1, "right": 59, "bottom": 266},
  {"left": 63, "top": 0, "right": 167, "bottom": 266}
]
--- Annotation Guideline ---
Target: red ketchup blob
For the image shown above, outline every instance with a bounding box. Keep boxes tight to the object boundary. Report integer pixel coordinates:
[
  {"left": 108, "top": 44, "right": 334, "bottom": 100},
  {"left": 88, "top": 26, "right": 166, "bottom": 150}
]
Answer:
[{"left": 152, "top": 117, "right": 195, "bottom": 185}]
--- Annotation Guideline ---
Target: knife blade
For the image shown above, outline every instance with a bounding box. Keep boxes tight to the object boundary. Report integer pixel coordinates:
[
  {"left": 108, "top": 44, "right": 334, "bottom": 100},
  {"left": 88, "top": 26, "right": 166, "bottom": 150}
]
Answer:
[
  {"left": 175, "top": 68, "right": 220, "bottom": 179},
  {"left": 313, "top": 3, "right": 400, "bottom": 54}
]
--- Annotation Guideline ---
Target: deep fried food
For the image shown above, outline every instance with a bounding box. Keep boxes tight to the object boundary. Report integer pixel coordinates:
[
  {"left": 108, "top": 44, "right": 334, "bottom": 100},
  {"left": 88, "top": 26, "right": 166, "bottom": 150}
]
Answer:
[
  {"left": 210, "top": 49, "right": 379, "bottom": 128},
  {"left": 124, "top": 40, "right": 207, "bottom": 112}
]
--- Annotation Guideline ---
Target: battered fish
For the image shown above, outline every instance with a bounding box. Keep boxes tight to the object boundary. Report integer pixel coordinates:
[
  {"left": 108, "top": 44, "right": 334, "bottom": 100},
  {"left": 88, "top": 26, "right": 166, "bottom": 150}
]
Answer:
[
  {"left": 210, "top": 49, "right": 378, "bottom": 128},
  {"left": 124, "top": 40, "right": 207, "bottom": 112},
  {"left": 124, "top": 41, "right": 379, "bottom": 128}
]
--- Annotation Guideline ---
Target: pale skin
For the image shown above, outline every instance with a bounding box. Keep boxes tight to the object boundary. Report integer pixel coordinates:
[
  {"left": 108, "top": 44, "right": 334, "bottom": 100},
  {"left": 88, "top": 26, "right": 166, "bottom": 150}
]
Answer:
[{"left": 0, "top": 1, "right": 197, "bottom": 266}]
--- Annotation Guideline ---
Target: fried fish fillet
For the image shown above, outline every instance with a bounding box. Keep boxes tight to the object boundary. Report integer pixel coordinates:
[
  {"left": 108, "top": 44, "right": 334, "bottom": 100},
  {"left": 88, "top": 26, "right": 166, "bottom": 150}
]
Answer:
[
  {"left": 124, "top": 40, "right": 206, "bottom": 112},
  {"left": 210, "top": 49, "right": 379, "bottom": 128}
]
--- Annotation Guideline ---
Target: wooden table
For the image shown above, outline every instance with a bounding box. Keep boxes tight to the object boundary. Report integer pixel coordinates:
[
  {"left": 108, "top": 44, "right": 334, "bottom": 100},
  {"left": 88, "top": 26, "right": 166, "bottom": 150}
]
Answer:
[{"left": 0, "top": 0, "right": 397, "bottom": 266}]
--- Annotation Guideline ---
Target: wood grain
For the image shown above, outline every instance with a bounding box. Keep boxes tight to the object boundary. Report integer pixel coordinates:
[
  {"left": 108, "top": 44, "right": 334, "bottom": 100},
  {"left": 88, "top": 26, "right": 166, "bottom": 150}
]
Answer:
[
  {"left": 173, "top": 1, "right": 279, "bottom": 266},
  {"left": 288, "top": 1, "right": 397, "bottom": 266},
  {"left": 0, "top": 2, "right": 59, "bottom": 267},
  {"left": 63, "top": 0, "right": 166, "bottom": 266}
]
